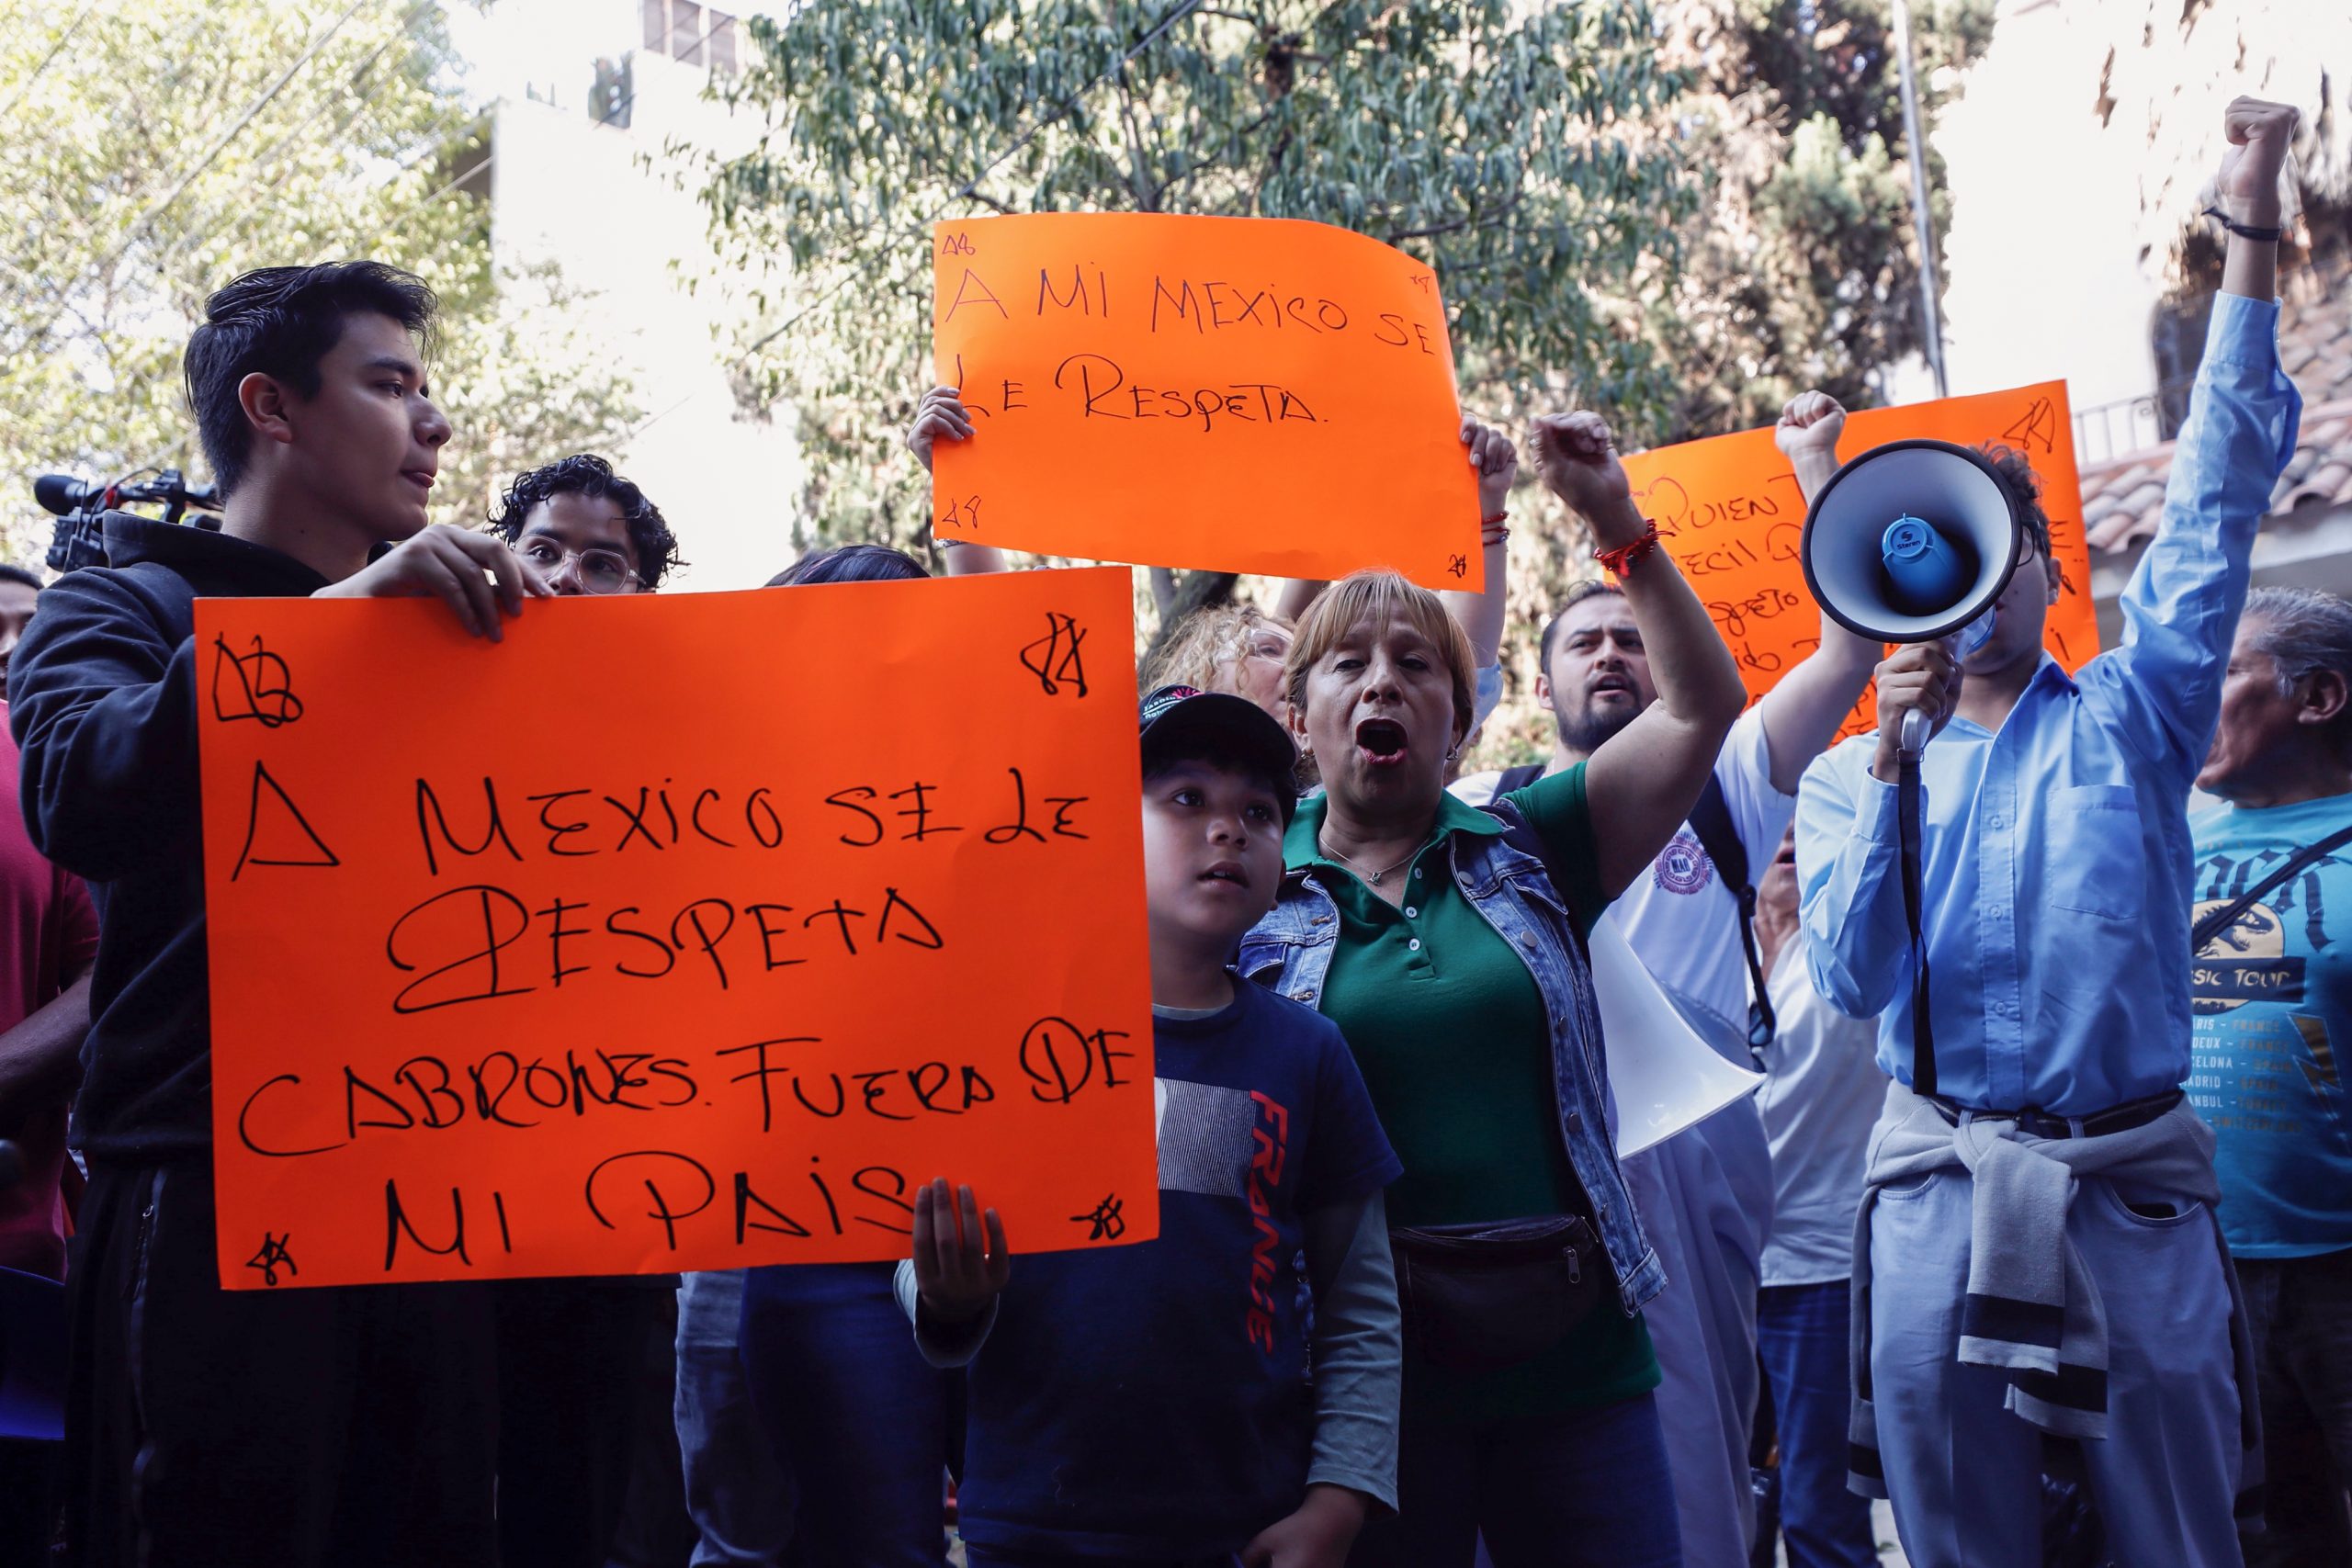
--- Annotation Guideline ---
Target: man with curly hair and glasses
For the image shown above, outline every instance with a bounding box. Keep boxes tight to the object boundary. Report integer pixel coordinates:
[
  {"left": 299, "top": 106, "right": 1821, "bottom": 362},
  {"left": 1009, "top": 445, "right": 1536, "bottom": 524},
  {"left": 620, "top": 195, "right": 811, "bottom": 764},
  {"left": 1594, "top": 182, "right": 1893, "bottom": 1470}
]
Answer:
[{"left": 488, "top": 454, "right": 685, "bottom": 597}]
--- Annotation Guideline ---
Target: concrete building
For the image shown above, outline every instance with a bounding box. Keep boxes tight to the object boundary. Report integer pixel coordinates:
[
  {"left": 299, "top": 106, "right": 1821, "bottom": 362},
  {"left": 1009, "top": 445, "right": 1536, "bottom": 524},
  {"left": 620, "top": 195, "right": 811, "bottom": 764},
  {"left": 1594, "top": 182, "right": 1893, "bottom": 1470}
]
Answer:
[{"left": 454, "top": 0, "right": 803, "bottom": 591}]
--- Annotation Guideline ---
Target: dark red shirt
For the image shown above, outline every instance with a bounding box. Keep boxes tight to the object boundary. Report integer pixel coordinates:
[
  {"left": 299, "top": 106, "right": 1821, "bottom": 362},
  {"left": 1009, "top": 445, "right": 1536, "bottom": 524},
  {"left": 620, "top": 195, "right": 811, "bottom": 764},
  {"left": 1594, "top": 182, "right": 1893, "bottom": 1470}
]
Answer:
[{"left": 0, "top": 701, "right": 97, "bottom": 1278}]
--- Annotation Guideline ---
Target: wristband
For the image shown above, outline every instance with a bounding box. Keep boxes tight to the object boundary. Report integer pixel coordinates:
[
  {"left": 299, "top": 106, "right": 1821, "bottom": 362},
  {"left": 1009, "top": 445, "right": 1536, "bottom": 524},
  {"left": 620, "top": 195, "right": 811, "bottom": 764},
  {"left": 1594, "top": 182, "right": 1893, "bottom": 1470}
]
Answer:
[
  {"left": 1593, "top": 521, "right": 1661, "bottom": 579},
  {"left": 2204, "top": 206, "right": 2283, "bottom": 243}
]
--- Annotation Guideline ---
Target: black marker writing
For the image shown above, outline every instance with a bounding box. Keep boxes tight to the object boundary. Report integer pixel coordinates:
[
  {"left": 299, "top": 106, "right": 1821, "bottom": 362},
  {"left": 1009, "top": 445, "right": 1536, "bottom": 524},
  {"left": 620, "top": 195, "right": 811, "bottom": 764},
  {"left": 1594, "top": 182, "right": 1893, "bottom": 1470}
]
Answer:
[
  {"left": 1021, "top": 613, "right": 1090, "bottom": 697},
  {"left": 210, "top": 635, "right": 304, "bottom": 727},
  {"left": 247, "top": 1231, "right": 298, "bottom": 1286}
]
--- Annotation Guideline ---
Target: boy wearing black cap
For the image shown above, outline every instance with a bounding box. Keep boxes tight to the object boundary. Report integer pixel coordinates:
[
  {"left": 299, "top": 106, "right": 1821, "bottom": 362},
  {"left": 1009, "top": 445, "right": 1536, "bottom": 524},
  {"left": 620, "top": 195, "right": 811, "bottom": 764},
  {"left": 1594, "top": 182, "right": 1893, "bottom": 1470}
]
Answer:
[{"left": 901, "top": 686, "right": 1404, "bottom": 1567}]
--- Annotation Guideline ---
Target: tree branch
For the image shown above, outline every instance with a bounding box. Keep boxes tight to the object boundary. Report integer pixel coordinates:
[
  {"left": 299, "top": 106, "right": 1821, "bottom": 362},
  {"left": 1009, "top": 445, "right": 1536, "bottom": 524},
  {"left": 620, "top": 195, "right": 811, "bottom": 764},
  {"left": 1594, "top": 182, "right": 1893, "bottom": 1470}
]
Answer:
[
  {"left": 1141, "top": 570, "right": 1242, "bottom": 665},
  {"left": 1148, "top": 565, "right": 1178, "bottom": 618}
]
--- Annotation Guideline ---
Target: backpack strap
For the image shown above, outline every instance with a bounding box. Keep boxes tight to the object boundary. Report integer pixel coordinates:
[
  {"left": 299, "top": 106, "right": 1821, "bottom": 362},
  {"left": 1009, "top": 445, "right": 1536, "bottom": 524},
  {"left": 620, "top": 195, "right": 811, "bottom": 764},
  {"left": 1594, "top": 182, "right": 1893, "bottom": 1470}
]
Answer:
[
  {"left": 1493, "top": 762, "right": 1548, "bottom": 797},
  {"left": 1684, "top": 776, "right": 1775, "bottom": 1055},
  {"left": 2191, "top": 820, "right": 2352, "bottom": 954}
]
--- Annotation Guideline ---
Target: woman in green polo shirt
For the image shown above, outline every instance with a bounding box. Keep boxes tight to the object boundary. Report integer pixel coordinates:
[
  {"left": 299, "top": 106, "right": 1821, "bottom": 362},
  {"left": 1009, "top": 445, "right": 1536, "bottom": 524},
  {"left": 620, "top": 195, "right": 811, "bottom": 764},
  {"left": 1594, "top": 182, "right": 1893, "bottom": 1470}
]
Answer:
[{"left": 1242, "top": 412, "right": 1747, "bottom": 1565}]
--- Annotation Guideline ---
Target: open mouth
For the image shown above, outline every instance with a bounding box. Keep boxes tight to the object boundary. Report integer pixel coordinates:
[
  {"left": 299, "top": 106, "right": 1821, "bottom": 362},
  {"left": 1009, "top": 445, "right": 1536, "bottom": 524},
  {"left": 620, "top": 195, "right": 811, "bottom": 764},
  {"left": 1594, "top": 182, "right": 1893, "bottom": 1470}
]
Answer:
[
  {"left": 1589, "top": 675, "right": 1636, "bottom": 701},
  {"left": 1356, "top": 717, "right": 1408, "bottom": 766},
  {"left": 1199, "top": 860, "right": 1250, "bottom": 889}
]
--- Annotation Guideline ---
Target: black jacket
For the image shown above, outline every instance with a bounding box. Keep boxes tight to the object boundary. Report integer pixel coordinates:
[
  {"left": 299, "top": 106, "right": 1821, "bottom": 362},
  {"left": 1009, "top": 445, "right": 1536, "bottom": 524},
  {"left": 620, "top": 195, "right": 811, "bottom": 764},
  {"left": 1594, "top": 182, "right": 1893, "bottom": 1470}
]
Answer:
[{"left": 9, "top": 514, "right": 327, "bottom": 1162}]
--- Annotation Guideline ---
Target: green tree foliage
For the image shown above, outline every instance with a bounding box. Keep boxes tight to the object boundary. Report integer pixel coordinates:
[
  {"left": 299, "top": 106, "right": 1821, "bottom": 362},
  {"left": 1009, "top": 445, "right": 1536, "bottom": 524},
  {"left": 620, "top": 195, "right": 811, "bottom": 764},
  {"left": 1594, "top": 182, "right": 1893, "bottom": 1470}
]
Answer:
[
  {"left": 685, "top": 0, "right": 1994, "bottom": 736},
  {"left": 0, "top": 0, "right": 637, "bottom": 564},
  {"left": 688, "top": 0, "right": 1697, "bottom": 581},
  {"left": 1636, "top": 0, "right": 1994, "bottom": 444}
]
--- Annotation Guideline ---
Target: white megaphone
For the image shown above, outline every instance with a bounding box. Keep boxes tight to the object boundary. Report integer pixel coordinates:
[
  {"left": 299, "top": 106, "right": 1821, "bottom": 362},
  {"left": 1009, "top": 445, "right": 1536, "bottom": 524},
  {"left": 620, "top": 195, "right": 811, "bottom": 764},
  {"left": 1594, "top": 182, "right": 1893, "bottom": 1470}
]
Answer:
[{"left": 1798, "top": 438, "right": 2025, "bottom": 756}]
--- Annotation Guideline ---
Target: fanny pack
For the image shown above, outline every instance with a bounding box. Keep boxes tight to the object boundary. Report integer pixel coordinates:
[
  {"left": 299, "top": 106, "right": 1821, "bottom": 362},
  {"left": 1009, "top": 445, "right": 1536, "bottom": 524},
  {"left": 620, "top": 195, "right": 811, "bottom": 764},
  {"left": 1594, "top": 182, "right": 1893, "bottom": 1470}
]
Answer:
[{"left": 1389, "top": 1214, "right": 1603, "bottom": 1376}]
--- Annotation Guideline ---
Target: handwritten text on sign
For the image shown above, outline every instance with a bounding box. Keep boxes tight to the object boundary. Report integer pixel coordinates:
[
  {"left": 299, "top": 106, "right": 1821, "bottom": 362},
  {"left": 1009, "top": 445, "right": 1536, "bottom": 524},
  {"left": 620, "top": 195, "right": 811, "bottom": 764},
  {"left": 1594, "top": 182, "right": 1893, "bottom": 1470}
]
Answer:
[
  {"left": 1620, "top": 381, "right": 2099, "bottom": 739},
  {"left": 198, "top": 569, "right": 1158, "bottom": 1290},
  {"left": 933, "top": 213, "right": 1482, "bottom": 591}
]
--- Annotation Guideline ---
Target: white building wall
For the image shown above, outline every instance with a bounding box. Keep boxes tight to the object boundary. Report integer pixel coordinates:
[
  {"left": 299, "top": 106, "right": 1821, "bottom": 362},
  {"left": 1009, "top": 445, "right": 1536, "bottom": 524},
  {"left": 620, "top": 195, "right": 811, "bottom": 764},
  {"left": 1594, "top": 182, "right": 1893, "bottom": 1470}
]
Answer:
[
  {"left": 1931, "top": 0, "right": 2165, "bottom": 420},
  {"left": 458, "top": 0, "right": 804, "bottom": 592}
]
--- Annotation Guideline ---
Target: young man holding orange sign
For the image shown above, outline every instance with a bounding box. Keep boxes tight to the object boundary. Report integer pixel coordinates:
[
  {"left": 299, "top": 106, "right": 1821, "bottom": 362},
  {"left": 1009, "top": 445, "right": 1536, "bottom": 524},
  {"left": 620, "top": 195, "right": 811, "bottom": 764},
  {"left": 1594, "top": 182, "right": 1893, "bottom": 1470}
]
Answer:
[
  {"left": 900, "top": 684, "right": 1403, "bottom": 1568},
  {"left": 9, "top": 263, "right": 550, "bottom": 1568}
]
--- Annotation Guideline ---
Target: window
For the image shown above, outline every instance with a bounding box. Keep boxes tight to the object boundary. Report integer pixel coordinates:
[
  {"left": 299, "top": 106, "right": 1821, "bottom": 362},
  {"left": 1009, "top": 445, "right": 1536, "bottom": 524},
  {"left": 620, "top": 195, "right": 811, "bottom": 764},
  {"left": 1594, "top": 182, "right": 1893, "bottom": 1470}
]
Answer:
[{"left": 640, "top": 0, "right": 740, "bottom": 75}]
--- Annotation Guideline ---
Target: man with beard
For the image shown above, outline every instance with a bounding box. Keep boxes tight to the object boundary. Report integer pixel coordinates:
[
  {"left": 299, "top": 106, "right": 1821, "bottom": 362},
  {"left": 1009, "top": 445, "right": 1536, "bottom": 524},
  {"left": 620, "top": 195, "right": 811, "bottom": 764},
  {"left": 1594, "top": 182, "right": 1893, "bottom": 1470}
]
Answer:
[{"left": 1454, "top": 391, "right": 1879, "bottom": 1565}]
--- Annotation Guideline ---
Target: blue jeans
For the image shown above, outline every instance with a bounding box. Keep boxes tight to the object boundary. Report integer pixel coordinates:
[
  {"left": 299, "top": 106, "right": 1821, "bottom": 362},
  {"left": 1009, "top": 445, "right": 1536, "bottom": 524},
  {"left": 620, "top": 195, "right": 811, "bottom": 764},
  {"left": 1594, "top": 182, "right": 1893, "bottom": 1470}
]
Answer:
[
  {"left": 1758, "top": 1281, "right": 1878, "bottom": 1568},
  {"left": 1348, "top": 1391, "right": 1679, "bottom": 1568},
  {"left": 1869, "top": 1169, "right": 2245, "bottom": 1568},
  {"left": 739, "top": 1263, "right": 959, "bottom": 1568},
  {"left": 674, "top": 1271, "right": 793, "bottom": 1567}
]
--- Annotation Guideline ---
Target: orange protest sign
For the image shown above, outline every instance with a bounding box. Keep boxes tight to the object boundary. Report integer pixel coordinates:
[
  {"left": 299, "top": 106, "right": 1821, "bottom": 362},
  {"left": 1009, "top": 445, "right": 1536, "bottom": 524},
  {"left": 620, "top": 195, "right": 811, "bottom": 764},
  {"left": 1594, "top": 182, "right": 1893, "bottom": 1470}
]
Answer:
[
  {"left": 1620, "top": 381, "right": 2098, "bottom": 740},
  {"left": 932, "top": 214, "right": 1482, "bottom": 591},
  {"left": 197, "top": 568, "right": 1158, "bottom": 1290}
]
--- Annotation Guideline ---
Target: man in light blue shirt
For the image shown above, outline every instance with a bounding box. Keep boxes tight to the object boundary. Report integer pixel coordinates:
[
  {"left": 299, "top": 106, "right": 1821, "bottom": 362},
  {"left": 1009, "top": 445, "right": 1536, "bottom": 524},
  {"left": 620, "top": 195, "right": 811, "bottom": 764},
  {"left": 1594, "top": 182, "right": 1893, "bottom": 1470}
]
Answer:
[{"left": 1796, "top": 96, "right": 2303, "bottom": 1568}]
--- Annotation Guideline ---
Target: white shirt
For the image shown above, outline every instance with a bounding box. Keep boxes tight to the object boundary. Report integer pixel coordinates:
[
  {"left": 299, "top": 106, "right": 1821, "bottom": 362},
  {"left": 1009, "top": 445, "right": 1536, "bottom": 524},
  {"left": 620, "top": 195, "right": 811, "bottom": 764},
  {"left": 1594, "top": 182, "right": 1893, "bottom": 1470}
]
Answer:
[{"left": 1754, "top": 945, "right": 1887, "bottom": 1287}]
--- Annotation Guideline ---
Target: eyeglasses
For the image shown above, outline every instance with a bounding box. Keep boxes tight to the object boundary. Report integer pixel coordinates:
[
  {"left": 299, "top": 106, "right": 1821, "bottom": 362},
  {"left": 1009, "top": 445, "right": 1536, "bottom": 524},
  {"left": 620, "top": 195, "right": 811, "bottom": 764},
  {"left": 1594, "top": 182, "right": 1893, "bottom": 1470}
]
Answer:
[{"left": 516, "top": 538, "right": 640, "bottom": 595}]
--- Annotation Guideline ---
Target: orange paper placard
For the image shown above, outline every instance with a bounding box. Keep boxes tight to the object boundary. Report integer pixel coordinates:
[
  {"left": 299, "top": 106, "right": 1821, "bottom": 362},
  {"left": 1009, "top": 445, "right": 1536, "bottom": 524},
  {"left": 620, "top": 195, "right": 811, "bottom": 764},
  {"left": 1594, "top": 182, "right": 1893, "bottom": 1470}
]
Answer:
[
  {"left": 197, "top": 569, "right": 1158, "bottom": 1290},
  {"left": 932, "top": 214, "right": 1481, "bottom": 591},
  {"left": 1621, "top": 381, "right": 2099, "bottom": 739}
]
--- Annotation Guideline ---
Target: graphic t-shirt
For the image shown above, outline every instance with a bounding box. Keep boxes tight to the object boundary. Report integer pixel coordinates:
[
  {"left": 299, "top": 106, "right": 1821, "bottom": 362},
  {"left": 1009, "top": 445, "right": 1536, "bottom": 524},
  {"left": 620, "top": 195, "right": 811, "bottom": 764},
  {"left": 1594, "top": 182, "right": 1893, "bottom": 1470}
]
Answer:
[
  {"left": 2188, "top": 795, "right": 2352, "bottom": 1257},
  {"left": 957, "top": 980, "right": 1401, "bottom": 1557}
]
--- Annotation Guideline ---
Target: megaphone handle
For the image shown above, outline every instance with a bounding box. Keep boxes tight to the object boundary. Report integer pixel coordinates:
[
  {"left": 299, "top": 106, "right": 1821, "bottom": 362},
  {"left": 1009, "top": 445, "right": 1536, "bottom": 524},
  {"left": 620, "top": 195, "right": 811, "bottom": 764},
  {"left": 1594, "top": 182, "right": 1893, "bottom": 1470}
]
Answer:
[{"left": 1898, "top": 706, "right": 1930, "bottom": 759}]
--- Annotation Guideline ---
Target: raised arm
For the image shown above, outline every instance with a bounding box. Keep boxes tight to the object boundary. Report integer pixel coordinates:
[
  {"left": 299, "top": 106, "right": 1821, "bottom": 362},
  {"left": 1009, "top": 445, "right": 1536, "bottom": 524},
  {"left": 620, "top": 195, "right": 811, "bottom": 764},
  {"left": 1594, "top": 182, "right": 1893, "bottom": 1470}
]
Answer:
[
  {"left": 2083, "top": 96, "right": 2302, "bottom": 773},
  {"left": 1537, "top": 412, "right": 1747, "bottom": 898},
  {"left": 909, "top": 385, "right": 1011, "bottom": 576},
  {"left": 1444, "top": 422, "right": 1517, "bottom": 673},
  {"left": 1752, "top": 392, "right": 1883, "bottom": 794}
]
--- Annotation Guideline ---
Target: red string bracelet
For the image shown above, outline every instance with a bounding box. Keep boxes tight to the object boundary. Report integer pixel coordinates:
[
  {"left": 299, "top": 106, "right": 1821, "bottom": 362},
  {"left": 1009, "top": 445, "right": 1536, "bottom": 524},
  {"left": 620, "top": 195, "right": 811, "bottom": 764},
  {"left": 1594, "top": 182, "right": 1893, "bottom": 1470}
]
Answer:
[{"left": 1593, "top": 521, "right": 1660, "bottom": 579}]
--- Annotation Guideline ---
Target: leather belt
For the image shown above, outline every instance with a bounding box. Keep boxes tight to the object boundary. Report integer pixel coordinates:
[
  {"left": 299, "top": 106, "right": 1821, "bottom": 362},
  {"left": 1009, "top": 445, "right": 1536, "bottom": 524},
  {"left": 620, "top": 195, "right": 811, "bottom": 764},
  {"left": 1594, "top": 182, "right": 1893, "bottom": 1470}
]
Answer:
[{"left": 1923, "top": 1089, "right": 2183, "bottom": 1141}]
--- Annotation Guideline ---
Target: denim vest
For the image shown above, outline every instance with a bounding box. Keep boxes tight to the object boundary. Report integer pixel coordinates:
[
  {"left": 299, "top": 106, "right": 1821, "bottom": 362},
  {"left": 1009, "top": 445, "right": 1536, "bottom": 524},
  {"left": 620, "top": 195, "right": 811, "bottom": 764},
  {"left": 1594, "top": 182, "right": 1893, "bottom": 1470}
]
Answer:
[{"left": 1238, "top": 823, "right": 1667, "bottom": 1316}]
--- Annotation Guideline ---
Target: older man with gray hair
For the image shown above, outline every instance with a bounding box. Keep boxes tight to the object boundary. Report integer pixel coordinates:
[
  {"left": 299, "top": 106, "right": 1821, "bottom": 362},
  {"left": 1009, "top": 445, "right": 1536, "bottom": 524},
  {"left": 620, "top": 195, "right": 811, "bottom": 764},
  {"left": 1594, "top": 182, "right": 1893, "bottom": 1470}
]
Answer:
[{"left": 2191, "top": 584, "right": 2352, "bottom": 1566}]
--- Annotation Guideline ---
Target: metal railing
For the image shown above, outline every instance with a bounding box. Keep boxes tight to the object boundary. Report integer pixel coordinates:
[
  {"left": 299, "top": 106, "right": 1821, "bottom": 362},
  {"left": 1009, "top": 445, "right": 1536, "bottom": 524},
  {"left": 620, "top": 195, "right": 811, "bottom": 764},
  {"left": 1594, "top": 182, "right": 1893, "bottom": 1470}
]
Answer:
[{"left": 2072, "top": 377, "right": 2197, "bottom": 467}]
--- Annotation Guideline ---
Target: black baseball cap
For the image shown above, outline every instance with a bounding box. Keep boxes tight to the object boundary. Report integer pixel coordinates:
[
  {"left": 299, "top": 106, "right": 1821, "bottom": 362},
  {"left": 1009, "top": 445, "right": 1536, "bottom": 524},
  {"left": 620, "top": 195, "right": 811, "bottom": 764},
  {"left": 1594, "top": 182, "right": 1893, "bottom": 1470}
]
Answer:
[{"left": 1137, "top": 684, "right": 1300, "bottom": 824}]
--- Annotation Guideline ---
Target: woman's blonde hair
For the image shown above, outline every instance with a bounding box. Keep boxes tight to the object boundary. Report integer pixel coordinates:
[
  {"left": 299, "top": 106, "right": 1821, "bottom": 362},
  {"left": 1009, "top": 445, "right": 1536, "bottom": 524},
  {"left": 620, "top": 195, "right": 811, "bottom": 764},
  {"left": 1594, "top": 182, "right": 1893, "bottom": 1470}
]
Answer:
[
  {"left": 1140, "top": 601, "right": 1289, "bottom": 695},
  {"left": 1283, "top": 570, "right": 1476, "bottom": 745}
]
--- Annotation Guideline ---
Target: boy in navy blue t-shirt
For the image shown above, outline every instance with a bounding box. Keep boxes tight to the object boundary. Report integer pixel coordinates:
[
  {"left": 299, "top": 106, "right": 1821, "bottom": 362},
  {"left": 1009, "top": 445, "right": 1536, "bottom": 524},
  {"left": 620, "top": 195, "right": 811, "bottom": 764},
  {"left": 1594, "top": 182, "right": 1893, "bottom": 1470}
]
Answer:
[{"left": 903, "top": 685, "right": 1403, "bottom": 1567}]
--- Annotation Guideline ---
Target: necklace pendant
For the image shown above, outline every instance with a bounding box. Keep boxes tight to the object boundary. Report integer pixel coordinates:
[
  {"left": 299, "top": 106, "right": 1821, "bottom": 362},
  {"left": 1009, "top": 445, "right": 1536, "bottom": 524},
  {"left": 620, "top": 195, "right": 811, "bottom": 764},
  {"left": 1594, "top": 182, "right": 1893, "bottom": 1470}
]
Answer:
[{"left": 1371, "top": 870, "right": 1385, "bottom": 886}]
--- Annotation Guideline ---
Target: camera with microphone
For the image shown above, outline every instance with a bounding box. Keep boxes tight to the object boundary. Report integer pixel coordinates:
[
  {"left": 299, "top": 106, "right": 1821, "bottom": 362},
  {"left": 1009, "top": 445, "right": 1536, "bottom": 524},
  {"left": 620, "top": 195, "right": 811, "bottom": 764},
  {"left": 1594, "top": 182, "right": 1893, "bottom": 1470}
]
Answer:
[{"left": 33, "top": 468, "right": 221, "bottom": 575}]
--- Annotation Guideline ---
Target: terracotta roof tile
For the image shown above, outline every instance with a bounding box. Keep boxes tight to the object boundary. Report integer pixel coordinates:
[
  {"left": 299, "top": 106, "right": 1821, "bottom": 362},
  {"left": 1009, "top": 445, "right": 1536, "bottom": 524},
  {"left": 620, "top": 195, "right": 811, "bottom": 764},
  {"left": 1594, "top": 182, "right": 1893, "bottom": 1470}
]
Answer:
[{"left": 2077, "top": 294, "right": 2352, "bottom": 553}]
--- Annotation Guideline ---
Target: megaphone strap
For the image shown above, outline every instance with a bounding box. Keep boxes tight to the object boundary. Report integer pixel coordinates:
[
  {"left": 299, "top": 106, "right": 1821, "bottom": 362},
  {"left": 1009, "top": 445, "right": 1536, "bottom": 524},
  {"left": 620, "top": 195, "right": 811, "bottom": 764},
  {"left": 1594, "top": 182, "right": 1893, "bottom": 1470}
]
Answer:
[{"left": 1897, "top": 753, "right": 1939, "bottom": 1098}]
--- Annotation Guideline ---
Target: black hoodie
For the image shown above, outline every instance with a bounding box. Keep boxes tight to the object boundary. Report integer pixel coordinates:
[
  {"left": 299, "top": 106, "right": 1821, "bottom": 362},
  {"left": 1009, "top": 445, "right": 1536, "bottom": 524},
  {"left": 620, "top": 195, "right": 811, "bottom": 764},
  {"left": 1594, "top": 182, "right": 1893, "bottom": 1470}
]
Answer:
[{"left": 9, "top": 514, "right": 328, "bottom": 1163}]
